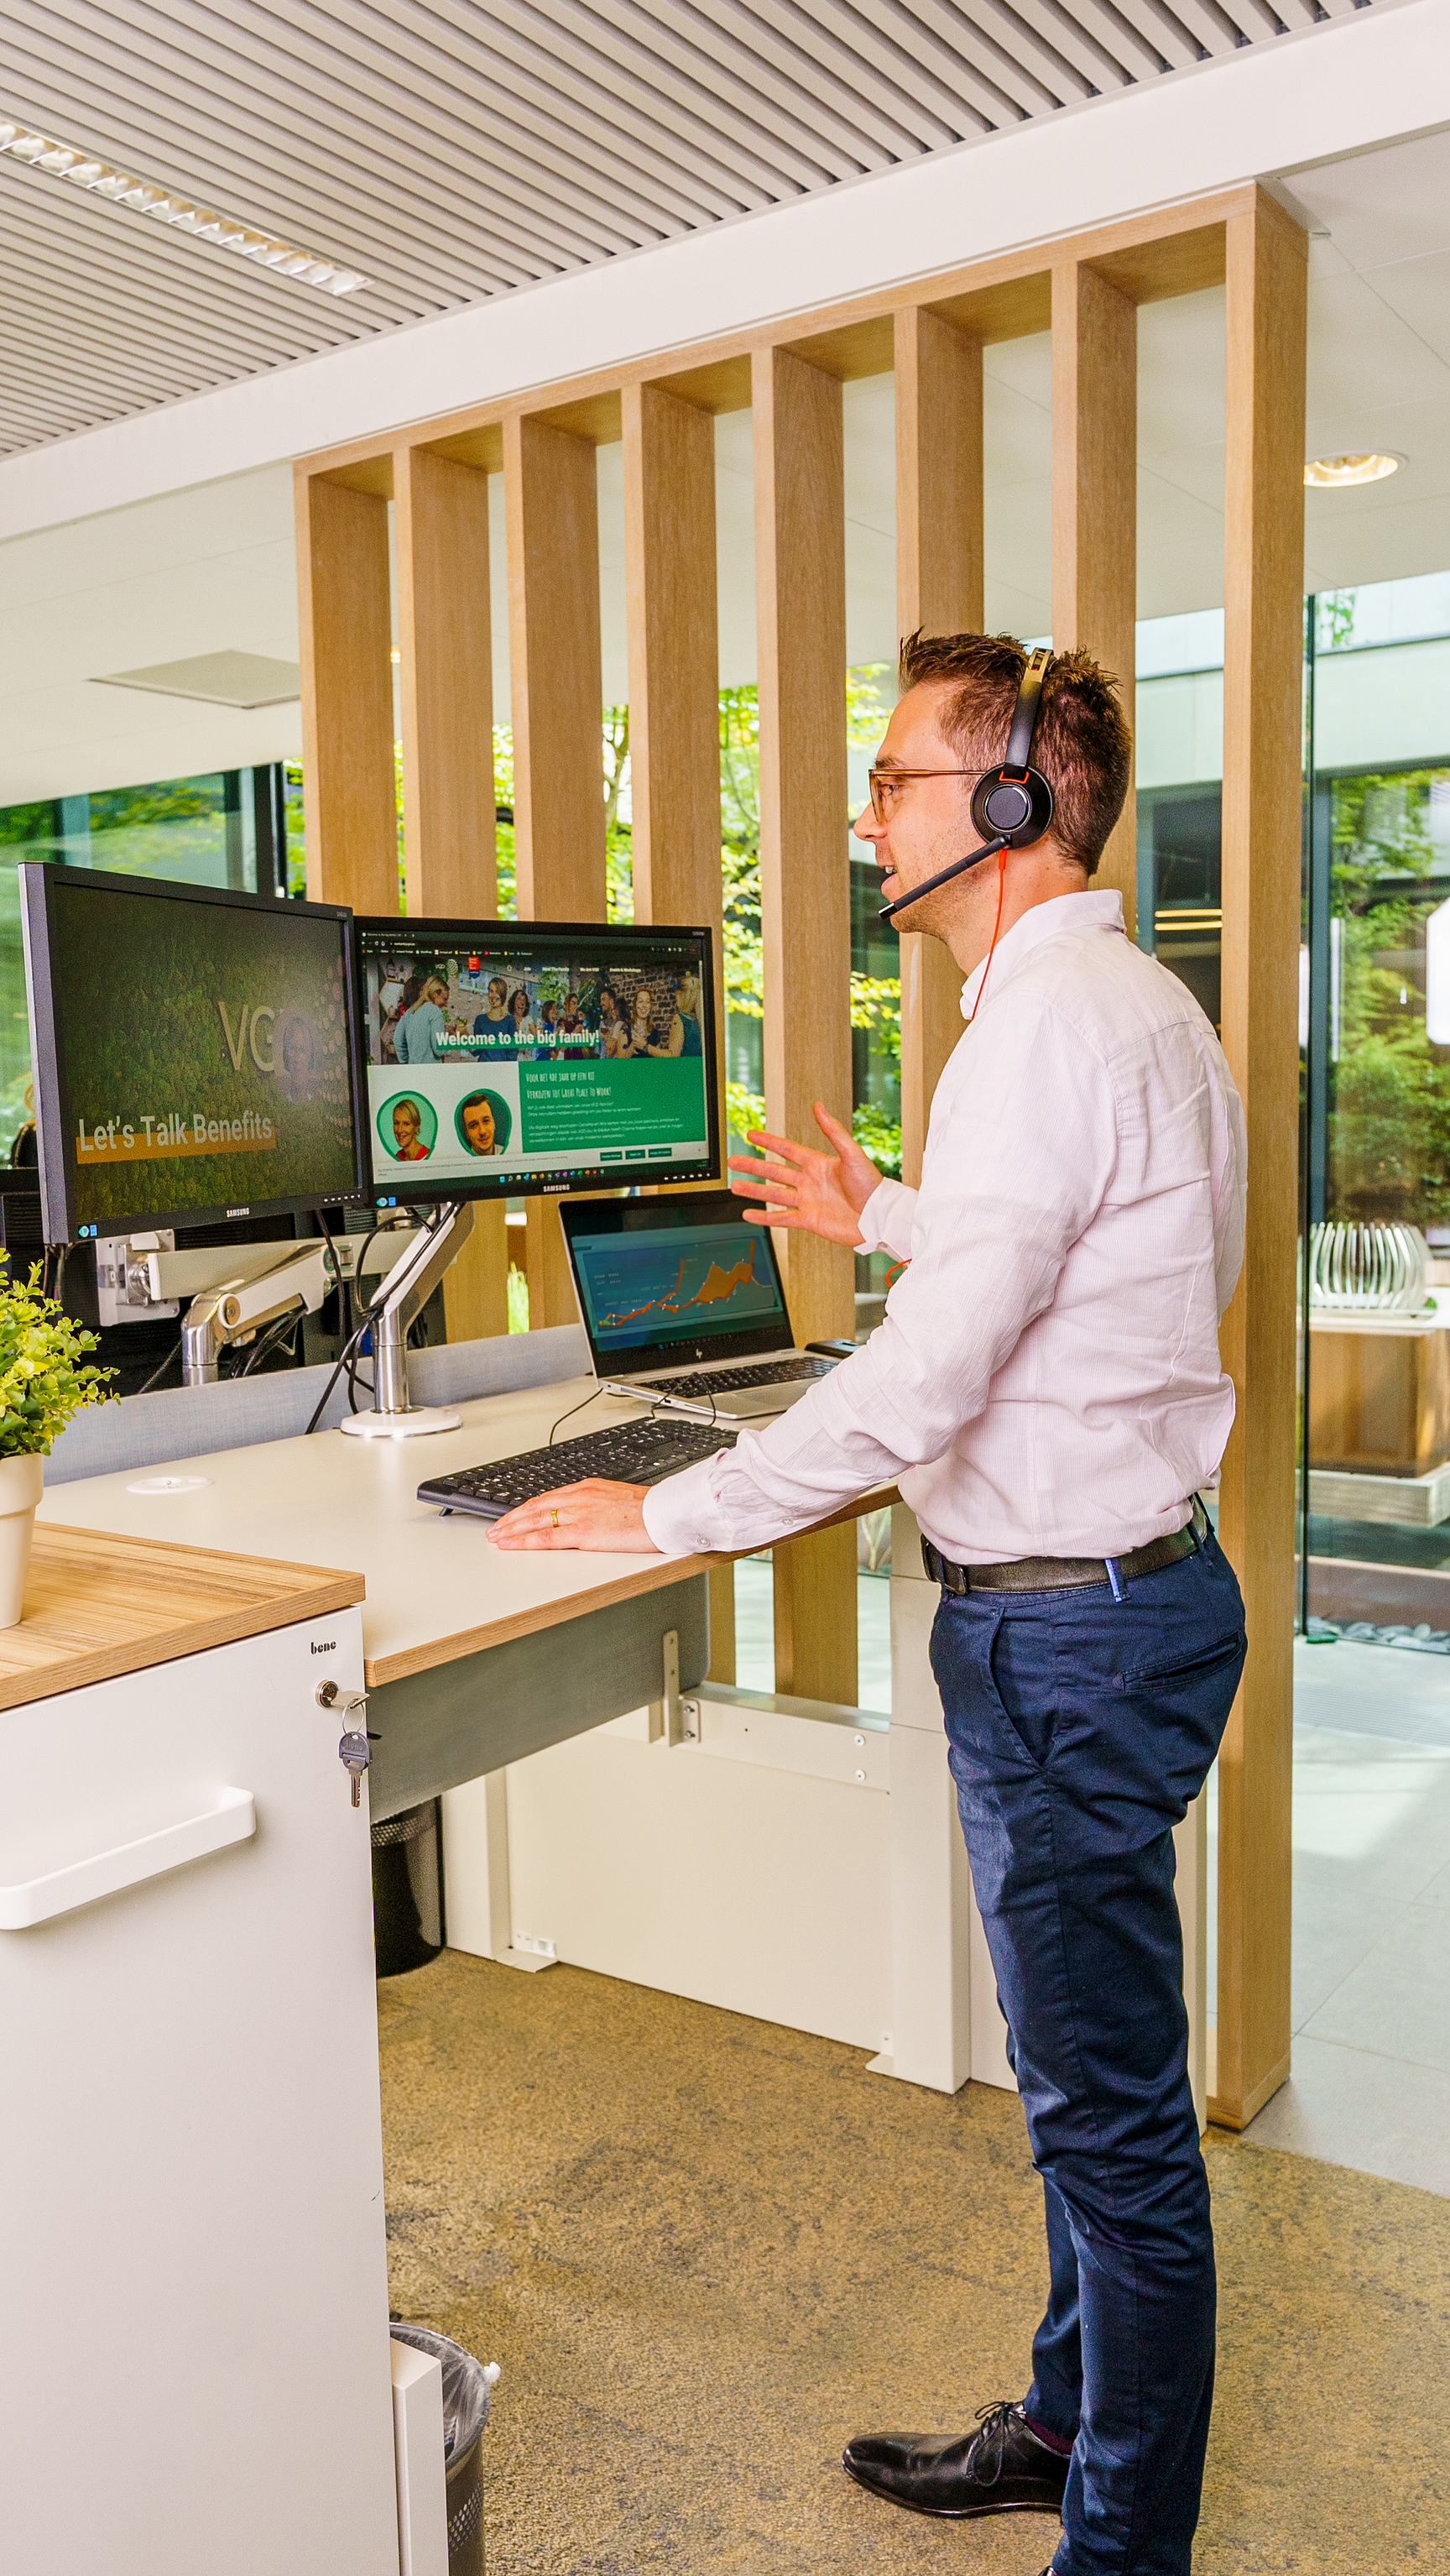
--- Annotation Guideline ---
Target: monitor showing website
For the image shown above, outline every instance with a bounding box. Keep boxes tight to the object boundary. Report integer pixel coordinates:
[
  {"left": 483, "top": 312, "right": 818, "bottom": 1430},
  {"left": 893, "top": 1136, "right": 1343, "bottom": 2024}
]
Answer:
[
  {"left": 21, "top": 864, "right": 366, "bottom": 1242},
  {"left": 353, "top": 918, "right": 718, "bottom": 1204}
]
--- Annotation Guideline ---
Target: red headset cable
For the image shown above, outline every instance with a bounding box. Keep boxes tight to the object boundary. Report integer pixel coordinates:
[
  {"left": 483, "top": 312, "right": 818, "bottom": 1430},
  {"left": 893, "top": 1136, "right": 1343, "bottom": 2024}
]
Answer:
[{"left": 964, "top": 849, "right": 1009, "bottom": 1029}]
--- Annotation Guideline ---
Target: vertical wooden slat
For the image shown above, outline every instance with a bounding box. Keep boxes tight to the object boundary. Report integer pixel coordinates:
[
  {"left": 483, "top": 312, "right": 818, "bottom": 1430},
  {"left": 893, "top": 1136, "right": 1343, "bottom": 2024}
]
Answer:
[
  {"left": 394, "top": 445, "right": 509, "bottom": 1343},
  {"left": 503, "top": 414, "right": 607, "bottom": 1329},
  {"left": 395, "top": 447, "right": 497, "bottom": 919},
  {"left": 295, "top": 473, "right": 396, "bottom": 911},
  {"left": 623, "top": 379, "right": 736, "bottom": 1677},
  {"left": 894, "top": 307, "right": 984, "bottom": 1186},
  {"left": 1051, "top": 260, "right": 1138, "bottom": 933},
  {"left": 754, "top": 343, "right": 857, "bottom": 1706},
  {"left": 706, "top": 1566, "right": 737, "bottom": 1686},
  {"left": 622, "top": 381, "right": 727, "bottom": 1116},
  {"left": 1212, "top": 188, "right": 1307, "bottom": 2130},
  {"left": 754, "top": 346, "right": 853, "bottom": 1343}
]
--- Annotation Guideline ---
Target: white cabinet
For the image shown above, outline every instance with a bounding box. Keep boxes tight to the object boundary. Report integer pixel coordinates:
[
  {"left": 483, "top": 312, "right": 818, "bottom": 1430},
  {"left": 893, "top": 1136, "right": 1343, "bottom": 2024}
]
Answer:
[{"left": 0, "top": 1608, "right": 398, "bottom": 2576}]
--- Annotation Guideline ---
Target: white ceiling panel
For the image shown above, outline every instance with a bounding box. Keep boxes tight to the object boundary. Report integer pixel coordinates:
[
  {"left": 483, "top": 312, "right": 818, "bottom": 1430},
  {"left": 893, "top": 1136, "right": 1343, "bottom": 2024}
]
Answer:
[
  {"left": 1305, "top": 267, "right": 1450, "bottom": 411},
  {"left": 1364, "top": 248, "right": 1450, "bottom": 367},
  {"left": 2, "top": 0, "right": 1392, "bottom": 458},
  {"left": 1286, "top": 128, "right": 1450, "bottom": 271}
]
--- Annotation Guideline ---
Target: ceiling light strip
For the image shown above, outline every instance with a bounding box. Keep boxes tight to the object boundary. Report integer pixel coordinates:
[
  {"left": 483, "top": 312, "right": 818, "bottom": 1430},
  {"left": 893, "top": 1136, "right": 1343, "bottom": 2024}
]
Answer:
[{"left": 0, "top": 118, "right": 369, "bottom": 295}]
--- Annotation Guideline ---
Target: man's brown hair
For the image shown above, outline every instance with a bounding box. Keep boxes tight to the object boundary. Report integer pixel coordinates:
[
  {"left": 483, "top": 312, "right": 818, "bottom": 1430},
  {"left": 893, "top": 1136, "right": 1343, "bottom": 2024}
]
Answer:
[{"left": 898, "top": 630, "right": 1131, "bottom": 875}]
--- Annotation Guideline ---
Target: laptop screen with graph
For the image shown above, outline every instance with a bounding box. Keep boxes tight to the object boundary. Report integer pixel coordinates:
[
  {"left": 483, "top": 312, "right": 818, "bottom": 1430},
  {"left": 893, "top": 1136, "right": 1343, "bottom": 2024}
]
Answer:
[{"left": 560, "top": 1190, "right": 794, "bottom": 1375}]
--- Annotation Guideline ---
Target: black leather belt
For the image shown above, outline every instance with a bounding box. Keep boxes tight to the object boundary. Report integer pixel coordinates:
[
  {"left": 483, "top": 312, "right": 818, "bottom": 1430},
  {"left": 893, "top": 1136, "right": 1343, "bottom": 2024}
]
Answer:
[{"left": 922, "top": 1497, "right": 1210, "bottom": 1598}]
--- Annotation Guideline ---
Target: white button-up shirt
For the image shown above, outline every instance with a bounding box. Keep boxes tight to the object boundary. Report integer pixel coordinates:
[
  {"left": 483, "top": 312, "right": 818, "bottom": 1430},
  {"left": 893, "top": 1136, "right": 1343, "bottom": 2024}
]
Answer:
[{"left": 641, "top": 889, "right": 1246, "bottom": 1566}]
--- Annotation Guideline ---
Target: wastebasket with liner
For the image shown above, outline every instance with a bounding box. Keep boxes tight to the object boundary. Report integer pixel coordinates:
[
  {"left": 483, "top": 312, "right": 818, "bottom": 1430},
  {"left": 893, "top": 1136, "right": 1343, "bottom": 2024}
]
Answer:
[{"left": 390, "top": 2322, "right": 498, "bottom": 2575}]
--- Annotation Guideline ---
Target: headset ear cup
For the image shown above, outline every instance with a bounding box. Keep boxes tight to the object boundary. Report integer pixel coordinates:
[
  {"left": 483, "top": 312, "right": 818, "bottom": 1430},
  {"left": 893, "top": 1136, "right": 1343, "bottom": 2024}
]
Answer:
[{"left": 969, "top": 765, "right": 1055, "bottom": 849}]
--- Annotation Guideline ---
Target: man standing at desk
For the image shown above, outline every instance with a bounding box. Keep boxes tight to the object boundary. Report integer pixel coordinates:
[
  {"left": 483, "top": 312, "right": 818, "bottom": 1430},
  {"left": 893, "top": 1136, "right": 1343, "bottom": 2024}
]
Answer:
[{"left": 490, "top": 634, "right": 1248, "bottom": 2576}]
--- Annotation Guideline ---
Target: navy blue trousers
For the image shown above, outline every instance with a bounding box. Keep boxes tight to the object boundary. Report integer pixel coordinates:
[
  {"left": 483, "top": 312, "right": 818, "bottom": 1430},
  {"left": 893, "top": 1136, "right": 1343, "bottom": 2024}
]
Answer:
[{"left": 930, "top": 1529, "right": 1246, "bottom": 2576}]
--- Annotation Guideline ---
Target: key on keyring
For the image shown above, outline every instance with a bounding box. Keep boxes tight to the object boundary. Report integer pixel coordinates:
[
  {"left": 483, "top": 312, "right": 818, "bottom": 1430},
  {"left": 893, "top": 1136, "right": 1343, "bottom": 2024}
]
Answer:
[
  {"left": 316, "top": 1679, "right": 371, "bottom": 1805},
  {"left": 338, "top": 1729, "right": 370, "bottom": 1805}
]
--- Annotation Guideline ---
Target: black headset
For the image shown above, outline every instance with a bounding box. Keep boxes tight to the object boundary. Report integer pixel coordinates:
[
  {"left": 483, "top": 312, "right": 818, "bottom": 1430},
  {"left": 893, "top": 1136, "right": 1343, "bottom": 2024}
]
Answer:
[{"left": 879, "top": 645, "right": 1056, "bottom": 923}]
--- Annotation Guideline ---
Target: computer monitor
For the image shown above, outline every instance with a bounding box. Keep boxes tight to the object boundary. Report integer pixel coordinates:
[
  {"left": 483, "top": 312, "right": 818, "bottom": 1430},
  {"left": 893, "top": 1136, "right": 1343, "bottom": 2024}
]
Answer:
[
  {"left": 21, "top": 864, "right": 368, "bottom": 1244},
  {"left": 352, "top": 917, "right": 719, "bottom": 1207}
]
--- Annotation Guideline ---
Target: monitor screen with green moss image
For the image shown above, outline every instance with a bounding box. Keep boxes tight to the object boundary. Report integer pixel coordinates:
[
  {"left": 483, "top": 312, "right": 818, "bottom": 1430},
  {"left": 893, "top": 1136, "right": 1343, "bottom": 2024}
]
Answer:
[{"left": 21, "top": 865, "right": 367, "bottom": 1241}]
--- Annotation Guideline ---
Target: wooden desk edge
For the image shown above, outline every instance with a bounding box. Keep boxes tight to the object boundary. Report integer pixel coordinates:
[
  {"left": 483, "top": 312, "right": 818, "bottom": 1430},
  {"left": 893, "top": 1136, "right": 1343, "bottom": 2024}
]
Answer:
[
  {"left": 362, "top": 1487, "right": 899, "bottom": 1688},
  {"left": 0, "top": 1525, "right": 367, "bottom": 1714}
]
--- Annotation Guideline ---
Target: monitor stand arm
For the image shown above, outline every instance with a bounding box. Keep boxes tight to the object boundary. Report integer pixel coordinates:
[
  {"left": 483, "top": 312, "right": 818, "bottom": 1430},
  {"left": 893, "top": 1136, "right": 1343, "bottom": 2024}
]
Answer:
[
  {"left": 180, "top": 1240, "right": 336, "bottom": 1387},
  {"left": 339, "top": 1199, "right": 476, "bottom": 1440}
]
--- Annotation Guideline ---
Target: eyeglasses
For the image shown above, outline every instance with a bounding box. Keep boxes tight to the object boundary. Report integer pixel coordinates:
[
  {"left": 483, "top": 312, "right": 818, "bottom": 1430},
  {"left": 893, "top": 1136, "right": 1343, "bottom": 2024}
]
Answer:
[{"left": 865, "top": 766, "right": 986, "bottom": 823}]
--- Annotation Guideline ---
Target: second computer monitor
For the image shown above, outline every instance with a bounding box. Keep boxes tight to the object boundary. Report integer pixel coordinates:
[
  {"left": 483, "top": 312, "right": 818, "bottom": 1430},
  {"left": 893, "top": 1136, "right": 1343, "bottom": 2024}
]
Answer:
[{"left": 353, "top": 917, "right": 719, "bottom": 1206}]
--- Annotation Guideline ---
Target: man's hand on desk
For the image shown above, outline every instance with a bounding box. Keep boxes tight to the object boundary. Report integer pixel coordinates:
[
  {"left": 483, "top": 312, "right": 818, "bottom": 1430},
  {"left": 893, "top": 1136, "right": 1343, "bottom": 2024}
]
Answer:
[
  {"left": 486, "top": 1479, "right": 661, "bottom": 1554},
  {"left": 728, "top": 1100, "right": 879, "bottom": 1246}
]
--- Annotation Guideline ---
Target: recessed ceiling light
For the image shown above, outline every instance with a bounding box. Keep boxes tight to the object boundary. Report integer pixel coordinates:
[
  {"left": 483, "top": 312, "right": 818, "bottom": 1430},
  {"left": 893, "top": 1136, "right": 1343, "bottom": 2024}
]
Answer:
[
  {"left": 0, "top": 118, "right": 369, "bottom": 295},
  {"left": 1304, "top": 453, "right": 1401, "bottom": 489}
]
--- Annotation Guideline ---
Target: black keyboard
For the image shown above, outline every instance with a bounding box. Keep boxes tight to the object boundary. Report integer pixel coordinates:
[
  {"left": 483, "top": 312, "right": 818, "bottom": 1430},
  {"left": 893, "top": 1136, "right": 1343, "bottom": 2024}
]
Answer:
[
  {"left": 648, "top": 1356, "right": 835, "bottom": 1398},
  {"left": 418, "top": 1415, "right": 737, "bottom": 1520}
]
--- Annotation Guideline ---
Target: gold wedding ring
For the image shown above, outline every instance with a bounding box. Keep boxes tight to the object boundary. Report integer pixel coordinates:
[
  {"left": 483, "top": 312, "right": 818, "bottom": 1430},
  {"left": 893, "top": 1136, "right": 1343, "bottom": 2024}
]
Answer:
[{"left": 550, "top": 1507, "right": 559, "bottom": 1528}]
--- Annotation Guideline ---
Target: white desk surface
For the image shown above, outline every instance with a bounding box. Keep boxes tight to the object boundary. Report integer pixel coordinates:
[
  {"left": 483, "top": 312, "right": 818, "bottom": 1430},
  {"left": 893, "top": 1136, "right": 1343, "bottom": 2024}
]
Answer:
[{"left": 39, "top": 1376, "right": 727, "bottom": 1688}]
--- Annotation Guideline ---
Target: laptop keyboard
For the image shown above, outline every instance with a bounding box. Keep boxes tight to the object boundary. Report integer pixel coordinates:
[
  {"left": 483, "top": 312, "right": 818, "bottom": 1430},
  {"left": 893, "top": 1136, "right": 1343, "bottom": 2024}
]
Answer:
[
  {"left": 418, "top": 1415, "right": 737, "bottom": 1520},
  {"left": 653, "top": 1356, "right": 836, "bottom": 1398}
]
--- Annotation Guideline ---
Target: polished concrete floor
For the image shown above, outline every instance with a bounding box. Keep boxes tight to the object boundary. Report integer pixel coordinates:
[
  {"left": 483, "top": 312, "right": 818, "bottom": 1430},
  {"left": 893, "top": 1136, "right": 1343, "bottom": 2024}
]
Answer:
[{"left": 379, "top": 1952, "right": 1450, "bottom": 2576}]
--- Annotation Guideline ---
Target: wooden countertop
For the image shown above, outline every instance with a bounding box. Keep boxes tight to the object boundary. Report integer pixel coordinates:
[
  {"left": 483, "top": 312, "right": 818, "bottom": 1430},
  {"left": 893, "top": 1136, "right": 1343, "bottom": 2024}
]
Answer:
[
  {"left": 0, "top": 1523, "right": 365, "bottom": 1713},
  {"left": 41, "top": 1375, "right": 894, "bottom": 1690}
]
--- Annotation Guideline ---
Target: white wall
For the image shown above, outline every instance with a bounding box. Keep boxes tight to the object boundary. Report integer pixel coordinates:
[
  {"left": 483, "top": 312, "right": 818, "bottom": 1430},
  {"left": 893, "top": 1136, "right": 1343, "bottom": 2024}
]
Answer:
[
  {"left": 0, "top": 465, "right": 301, "bottom": 807},
  {"left": 1134, "top": 637, "right": 1450, "bottom": 790},
  {"left": 1138, "top": 671, "right": 1225, "bottom": 789},
  {"left": 1314, "top": 636, "right": 1450, "bottom": 771}
]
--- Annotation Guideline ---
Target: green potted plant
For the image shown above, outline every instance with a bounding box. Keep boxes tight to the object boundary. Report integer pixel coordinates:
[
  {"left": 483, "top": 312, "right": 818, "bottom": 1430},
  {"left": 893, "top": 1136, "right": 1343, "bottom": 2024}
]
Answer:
[{"left": 0, "top": 1257, "right": 116, "bottom": 1628}]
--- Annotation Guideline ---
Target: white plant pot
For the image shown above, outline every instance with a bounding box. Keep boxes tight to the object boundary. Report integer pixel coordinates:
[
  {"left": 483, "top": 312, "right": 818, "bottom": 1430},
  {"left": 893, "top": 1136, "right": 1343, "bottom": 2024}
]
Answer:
[{"left": 0, "top": 1453, "right": 44, "bottom": 1628}]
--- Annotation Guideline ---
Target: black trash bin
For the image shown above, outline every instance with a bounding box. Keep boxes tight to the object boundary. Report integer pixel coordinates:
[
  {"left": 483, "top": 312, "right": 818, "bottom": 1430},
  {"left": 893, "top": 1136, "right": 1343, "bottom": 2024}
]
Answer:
[
  {"left": 390, "top": 2323, "right": 498, "bottom": 2574},
  {"left": 371, "top": 1799, "right": 443, "bottom": 1977}
]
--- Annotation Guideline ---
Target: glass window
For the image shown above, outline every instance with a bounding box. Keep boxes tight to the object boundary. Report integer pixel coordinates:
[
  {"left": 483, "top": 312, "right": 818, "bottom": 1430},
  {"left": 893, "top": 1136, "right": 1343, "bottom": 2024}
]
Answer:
[{"left": 0, "top": 766, "right": 289, "bottom": 1162}]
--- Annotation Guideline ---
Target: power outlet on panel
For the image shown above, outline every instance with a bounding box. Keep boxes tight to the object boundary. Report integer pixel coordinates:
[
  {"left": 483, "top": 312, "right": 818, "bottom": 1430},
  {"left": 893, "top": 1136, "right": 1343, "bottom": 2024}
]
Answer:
[{"left": 94, "top": 1232, "right": 180, "bottom": 1327}]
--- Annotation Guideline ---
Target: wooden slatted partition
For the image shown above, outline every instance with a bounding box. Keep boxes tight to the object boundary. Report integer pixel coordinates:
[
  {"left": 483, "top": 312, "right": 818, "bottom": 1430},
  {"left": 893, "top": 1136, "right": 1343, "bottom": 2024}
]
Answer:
[
  {"left": 622, "top": 379, "right": 736, "bottom": 1679},
  {"left": 295, "top": 182, "right": 1307, "bottom": 2110},
  {"left": 754, "top": 343, "right": 858, "bottom": 1706},
  {"left": 1051, "top": 259, "right": 1139, "bottom": 933},
  {"left": 1212, "top": 186, "right": 1308, "bottom": 2129},
  {"left": 503, "top": 413, "right": 608, "bottom": 1329},
  {"left": 295, "top": 472, "right": 396, "bottom": 911},
  {"left": 894, "top": 306, "right": 985, "bottom": 1186},
  {"left": 394, "top": 447, "right": 510, "bottom": 1342}
]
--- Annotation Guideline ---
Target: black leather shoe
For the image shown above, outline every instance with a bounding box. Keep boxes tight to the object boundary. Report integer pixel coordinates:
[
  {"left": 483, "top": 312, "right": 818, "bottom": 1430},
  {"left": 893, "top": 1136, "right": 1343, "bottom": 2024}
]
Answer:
[{"left": 842, "top": 2399, "right": 1070, "bottom": 2519}]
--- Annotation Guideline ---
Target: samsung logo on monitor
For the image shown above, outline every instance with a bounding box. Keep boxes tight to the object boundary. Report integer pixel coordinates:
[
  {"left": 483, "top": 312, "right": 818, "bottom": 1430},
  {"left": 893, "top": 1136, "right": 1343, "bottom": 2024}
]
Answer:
[{"left": 226, "top": 1204, "right": 250, "bottom": 1217}]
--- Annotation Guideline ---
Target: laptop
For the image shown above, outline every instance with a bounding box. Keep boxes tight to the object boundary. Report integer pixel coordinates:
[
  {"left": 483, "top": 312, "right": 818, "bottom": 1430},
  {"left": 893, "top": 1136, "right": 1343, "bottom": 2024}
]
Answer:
[{"left": 558, "top": 1189, "right": 849, "bottom": 1422}]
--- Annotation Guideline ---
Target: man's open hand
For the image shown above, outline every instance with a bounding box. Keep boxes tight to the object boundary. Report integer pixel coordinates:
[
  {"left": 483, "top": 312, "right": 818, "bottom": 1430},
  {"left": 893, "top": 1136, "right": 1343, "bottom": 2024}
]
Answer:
[
  {"left": 728, "top": 1101, "right": 881, "bottom": 1246},
  {"left": 486, "top": 1478, "right": 660, "bottom": 1553}
]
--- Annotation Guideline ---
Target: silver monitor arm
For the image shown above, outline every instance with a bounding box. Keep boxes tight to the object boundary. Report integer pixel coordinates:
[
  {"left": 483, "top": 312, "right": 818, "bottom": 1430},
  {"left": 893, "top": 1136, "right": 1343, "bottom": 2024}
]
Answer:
[
  {"left": 339, "top": 1200, "right": 476, "bottom": 1440},
  {"left": 180, "top": 1239, "right": 337, "bottom": 1387}
]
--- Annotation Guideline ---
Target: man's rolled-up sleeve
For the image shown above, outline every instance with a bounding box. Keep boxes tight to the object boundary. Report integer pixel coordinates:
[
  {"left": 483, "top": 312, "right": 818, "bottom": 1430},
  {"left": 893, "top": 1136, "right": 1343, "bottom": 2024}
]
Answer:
[
  {"left": 641, "top": 1000, "right": 1117, "bottom": 1558},
  {"left": 854, "top": 1177, "right": 918, "bottom": 1260}
]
